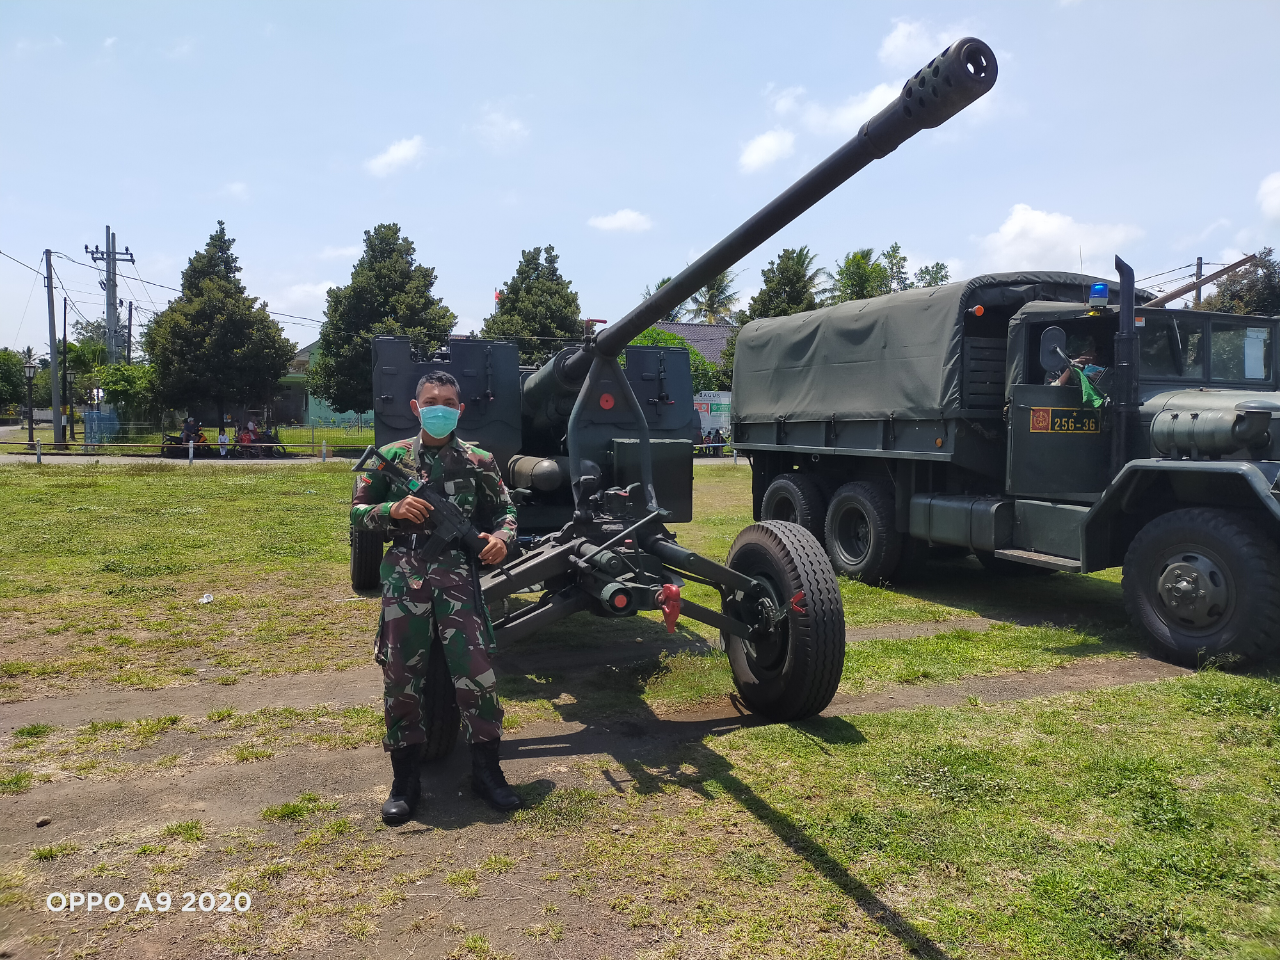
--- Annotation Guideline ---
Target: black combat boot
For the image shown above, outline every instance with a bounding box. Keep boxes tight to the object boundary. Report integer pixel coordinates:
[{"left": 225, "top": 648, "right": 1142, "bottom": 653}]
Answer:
[
  {"left": 380, "top": 744, "right": 423, "bottom": 826},
  {"left": 470, "top": 740, "right": 521, "bottom": 812}
]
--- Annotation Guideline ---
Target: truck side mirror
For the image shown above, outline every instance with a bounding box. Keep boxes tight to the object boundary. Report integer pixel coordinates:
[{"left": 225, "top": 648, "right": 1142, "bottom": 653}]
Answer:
[{"left": 1040, "top": 326, "right": 1068, "bottom": 374}]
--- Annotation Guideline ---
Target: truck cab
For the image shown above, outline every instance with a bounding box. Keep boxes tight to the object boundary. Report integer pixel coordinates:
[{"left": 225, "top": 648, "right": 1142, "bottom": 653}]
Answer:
[{"left": 733, "top": 270, "right": 1280, "bottom": 664}]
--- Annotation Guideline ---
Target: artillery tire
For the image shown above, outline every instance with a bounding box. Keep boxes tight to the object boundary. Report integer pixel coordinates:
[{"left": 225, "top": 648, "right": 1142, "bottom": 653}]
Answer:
[
  {"left": 421, "top": 636, "right": 461, "bottom": 761},
  {"left": 350, "top": 478, "right": 385, "bottom": 592},
  {"left": 761, "top": 474, "right": 827, "bottom": 543},
  {"left": 823, "top": 482, "right": 901, "bottom": 582},
  {"left": 1123, "top": 508, "right": 1280, "bottom": 665},
  {"left": 722, "top": 521, "right": 845, "bottom": 721}
]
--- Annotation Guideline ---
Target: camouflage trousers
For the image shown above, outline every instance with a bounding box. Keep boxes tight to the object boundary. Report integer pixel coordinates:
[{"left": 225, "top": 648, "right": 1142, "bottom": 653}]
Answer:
[{"left": 376, "top": 554, "right": 503, "bottom": 750}]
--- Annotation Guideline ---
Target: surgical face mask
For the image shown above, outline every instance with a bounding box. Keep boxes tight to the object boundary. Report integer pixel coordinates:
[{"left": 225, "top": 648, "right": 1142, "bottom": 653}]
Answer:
[{"left": 418, "top": 403, "right": 460, "bottom": 439}]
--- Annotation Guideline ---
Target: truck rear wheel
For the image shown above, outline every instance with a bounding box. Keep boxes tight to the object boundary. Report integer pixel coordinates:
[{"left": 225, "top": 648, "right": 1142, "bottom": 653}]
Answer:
[
  {"left": 351, "top": 528, "right": 384, "bottom": 591},
  {"left": 1123, "top": 507, "right": 1280, "bottom": 664},
  {"left": 823, "top": 482, "right": 901, "bottom": 582},
  {"left": 351, "top": 476, "right": 385, "bottom": 592},
  {"left": 761, "top": 474, "right": 827, "bottom": 542},
  {"left": 722, "top": 521, "right": 845, "bottom": 721}
]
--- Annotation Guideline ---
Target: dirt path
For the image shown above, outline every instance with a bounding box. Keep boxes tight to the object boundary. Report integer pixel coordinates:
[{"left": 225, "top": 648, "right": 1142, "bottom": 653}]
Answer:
[{"left": 0, "top": 616, "right": 1005, "bottom": 732}]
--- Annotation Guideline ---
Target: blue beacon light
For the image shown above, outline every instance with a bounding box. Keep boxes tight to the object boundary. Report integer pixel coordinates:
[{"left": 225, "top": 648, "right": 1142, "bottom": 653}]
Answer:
[{"left": 1088, "top": 282, "right": 1110, "bottom": 307}]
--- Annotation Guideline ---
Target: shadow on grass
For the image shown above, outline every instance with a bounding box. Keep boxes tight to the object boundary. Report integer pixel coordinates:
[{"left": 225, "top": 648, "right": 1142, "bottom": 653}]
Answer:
[
  {"left": 509, "top": 710, "right": 954, "bottom": 959},
  {"left": 893, "top": 557, "right": 1128, "bottom": 629}
]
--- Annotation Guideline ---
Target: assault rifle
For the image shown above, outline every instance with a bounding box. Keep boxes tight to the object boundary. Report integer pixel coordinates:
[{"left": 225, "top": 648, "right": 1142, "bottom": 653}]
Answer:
[{"left": 353, "top": 444, "right": 490, "bottom": 560}]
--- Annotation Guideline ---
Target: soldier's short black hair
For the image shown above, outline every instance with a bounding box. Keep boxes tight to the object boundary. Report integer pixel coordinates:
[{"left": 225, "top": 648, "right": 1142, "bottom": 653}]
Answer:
[{"left": 416, "top": 371, "right": 461, "bottom": 400}]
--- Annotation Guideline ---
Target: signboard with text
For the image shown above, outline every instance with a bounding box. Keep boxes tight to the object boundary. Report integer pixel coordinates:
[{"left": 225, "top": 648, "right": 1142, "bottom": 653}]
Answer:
[{"left": 693, "top": 391, "right": 731, "bottom": 434}]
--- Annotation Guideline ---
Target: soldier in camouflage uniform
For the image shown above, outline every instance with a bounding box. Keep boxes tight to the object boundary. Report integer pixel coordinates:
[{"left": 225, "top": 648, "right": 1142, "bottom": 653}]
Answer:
[{"left": 351, "top": 370, "right": 521, "bottom": 823}]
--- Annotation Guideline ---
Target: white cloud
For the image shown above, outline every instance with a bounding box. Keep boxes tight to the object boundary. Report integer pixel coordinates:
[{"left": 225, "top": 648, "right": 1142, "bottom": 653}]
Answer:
[
  {"left": 476, "top": 108, "right": 528, "bottom": 148},
  {"left": 768, "top": 85, "right": 806, "bottom": 117},
  {"left": 220, "top": 182, "right": 248, "bottom": 200},
  {"left": 977, "top": 204, "right": 1143, "bottom": 275},
  {"left": 1258, "top": 171, "right": 1280, "bottom": 222},
  {"left": 878, "top": 19, "right": 964, "bottom": 71},
  {"left": 14, "top": 36, "right": 64, "bottom": 54},
  {"left": 739, "top": 129, "right": 795, "bottom": 173},
  {"left": 365, "top": 135, "right": 424, "bottom": 177},
  {"left": 285, "top": 281, "right": 337, "bottom": 300},
  {"left": 103, "top": 37, "right": 117, "bottom": 49},
  {"left": 319, "top": 245, "right": 361, "bottom": 259},
  {"left": 798, "top": 83, "right": 900, "bottom": 137},
  {"left": 167, "top": 39, "right": 192, "bottom": 59},
  {"left": 587, "top": 209, "right": 653, "bottom": 232}
]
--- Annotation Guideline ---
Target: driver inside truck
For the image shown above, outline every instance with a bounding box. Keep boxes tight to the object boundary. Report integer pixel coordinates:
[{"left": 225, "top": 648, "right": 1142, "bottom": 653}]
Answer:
[{"left": 1047, "top": 334, "right": 1108, "bottom": 389}]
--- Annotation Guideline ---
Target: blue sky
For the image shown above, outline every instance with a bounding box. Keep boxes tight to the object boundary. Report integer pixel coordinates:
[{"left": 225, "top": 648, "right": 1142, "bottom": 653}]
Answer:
[{"left": 3, "top": 1, "right": 1278, "bottom": 357}]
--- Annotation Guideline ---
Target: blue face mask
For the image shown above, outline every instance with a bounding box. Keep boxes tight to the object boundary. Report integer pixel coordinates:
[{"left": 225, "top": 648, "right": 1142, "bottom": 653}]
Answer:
[{"left": 418, "top": 404, "right": 460, "bottom": 439}]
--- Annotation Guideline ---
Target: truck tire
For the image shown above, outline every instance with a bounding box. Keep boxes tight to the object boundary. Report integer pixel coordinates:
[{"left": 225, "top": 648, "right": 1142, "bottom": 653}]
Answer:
[
  {"left": 1123, "top": 508, "right": 1280, "bottom": 665},
  {"left": 421, "top": 636, "right": 462, "bottom": 761},
  {"left": 351, "top": 527, "right": 384, "bottom": 591},
  {"left": 350, "top": 475, "right": 385, "bottom": 592},
  {"left": 761, "top": 474, "right": 827, "bottom": 542},
  {"left": 823, "top": 482, "right": 902, "bottom": 582},
  {"left": 721, "top": 521, "right": 845, "bottom": 721}
]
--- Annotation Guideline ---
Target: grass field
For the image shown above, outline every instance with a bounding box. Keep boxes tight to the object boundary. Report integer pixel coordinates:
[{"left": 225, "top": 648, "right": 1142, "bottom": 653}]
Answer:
[
  {"left": 0, "top": 462, "right": 1141, "bottom": 704},
  {"left": 3, "top": 461, "right": 1277, "bottom": 957}
]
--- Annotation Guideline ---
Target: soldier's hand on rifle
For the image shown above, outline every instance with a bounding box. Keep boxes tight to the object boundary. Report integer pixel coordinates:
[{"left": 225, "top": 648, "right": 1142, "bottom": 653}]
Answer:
[
  {"left": 389, "top": 496, "right": 433, "bottom": 524},
  {"left": 477, "top": 533, "right": 507, "bottom": 566}
]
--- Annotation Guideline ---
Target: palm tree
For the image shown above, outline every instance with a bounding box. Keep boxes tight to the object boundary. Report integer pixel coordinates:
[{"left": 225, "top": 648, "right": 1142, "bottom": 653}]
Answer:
[
  {"left": 642, "top": 277, "right": 685, "bottom": 324},
  {"left": 685, "top": 270, "right": 739, "bottom": 324}
]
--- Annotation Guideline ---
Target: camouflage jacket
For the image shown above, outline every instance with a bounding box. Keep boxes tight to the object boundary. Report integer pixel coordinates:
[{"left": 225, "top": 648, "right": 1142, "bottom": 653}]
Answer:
[{"left": 351, "top": 435, "right": 517, "bottom": 578}]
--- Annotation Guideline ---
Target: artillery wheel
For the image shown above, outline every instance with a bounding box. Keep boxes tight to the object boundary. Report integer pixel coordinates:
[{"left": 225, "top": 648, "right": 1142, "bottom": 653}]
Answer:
[
  {"left": 421, "top": 636, "right": 461, "bottom": 761},
  {"left": 721, "top": 521, "right": 845, "bottom": 721},
  {"left": 823, "top": 481, "right": 901, "bottom": 583},
  {"left": 1123, "top": 508, "right": 1280, "bottom": 665},
  {"left": 350, "top": 479, "right": 385, "bottom": 592},
  {"left": 761, "top": 474, "right": 827, "bottom": 543}
]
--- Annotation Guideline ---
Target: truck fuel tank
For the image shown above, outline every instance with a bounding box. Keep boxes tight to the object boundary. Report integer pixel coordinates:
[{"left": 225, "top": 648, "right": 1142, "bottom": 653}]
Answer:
[{"left": 1148, "top": 394, "right": 1280, "bottom": 459}]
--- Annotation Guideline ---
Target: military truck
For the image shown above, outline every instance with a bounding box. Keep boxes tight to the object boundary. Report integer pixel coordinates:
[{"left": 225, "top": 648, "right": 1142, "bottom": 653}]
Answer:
[{"left": 733, "top": 262, "right": 1280, "bottom": 664}]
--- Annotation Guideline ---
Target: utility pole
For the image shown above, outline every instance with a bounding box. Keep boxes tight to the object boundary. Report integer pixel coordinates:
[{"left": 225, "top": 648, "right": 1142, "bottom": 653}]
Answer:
[
  {"left": 86, "top": 226, "right": 135, "bottom": 364},
  {"left": 126, "top": 301, "right": 133, "bottom": 364},
  {"left": 1194, "top": 256, "right": 1203, "bottom": 306},
  {"left": 44, "top": 250, "right": 64, "bottom": 447},
  {"left": 62, "top": 296, "right": 70, "bottom": 446}
]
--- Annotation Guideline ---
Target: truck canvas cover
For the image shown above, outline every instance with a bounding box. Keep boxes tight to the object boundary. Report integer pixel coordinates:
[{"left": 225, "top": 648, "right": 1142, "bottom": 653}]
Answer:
[{"left": 732, "top": 272, "right": 1112, "bottom": 423}]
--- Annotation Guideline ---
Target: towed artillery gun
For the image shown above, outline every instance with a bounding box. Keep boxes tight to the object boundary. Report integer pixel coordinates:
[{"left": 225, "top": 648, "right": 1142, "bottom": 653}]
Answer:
[{"left": 351, "top": 38, "right": 999, "bottom": 740}]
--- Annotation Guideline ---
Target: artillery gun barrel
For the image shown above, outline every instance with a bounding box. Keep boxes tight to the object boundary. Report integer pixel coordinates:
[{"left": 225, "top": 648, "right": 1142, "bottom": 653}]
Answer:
[{"left": 526, "top": 36, "right": 996, "bottom": 404}]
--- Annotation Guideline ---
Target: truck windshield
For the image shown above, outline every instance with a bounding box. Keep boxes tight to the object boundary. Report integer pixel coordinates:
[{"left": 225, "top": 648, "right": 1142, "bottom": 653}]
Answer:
[
  {"left": 1138, "top": 316, "right": 1204, "bottom": 379},
  {"left": 1211, "top": 321, "right": 1273, "bottom": 382}
]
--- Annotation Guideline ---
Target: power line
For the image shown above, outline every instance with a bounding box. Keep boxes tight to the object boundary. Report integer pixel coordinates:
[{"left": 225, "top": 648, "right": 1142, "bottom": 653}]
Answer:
[
  {"left": 1138, "top": 263, "right": 1194, "bottom": 284},
  {"left": 10, "top": 266, "right": 43, "bottom": 348},
  {"left": 0, "top": 248, "right": 43, "bottom": 275}
]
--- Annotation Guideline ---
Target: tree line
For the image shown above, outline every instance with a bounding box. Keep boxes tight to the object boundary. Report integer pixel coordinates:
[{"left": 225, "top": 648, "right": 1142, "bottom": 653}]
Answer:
[{"left": 8, "top": 227, "right": 1274, "bottom": 421}]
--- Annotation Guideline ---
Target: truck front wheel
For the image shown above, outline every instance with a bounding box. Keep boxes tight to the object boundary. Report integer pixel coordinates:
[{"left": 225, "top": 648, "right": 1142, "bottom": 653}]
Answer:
[
  {"left": 823, "top": 482, "right": 901, "bottom": 582},
  {"left": 1123, "top": 507, "right": 1280, "bottom": 664}
]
